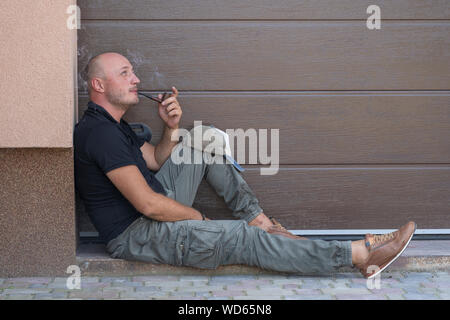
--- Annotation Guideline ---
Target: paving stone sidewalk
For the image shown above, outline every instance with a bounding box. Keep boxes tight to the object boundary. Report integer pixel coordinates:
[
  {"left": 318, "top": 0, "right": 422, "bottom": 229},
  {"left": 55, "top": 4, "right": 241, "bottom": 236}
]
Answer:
[{"left": 0, "top": 271, "right": 449, "bottom": 300}]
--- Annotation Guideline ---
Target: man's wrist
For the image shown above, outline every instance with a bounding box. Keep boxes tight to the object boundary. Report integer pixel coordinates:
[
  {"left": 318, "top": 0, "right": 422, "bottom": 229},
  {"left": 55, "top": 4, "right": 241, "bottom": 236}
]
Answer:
[
  {"left": 196, "top": 211, "right": 206, "bottom": 220},
  {"left": 164, "top": 126, "right": 180, "bottom": 143},
  {"left": 165, "top": 125, "right": 179, "bottom": 133}
]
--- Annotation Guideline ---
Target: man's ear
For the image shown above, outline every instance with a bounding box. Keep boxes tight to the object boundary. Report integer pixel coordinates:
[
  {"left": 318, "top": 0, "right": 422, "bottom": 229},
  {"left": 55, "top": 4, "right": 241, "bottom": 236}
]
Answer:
[{"left": 91, "top": 78, "right": 105, "bottom": 93}]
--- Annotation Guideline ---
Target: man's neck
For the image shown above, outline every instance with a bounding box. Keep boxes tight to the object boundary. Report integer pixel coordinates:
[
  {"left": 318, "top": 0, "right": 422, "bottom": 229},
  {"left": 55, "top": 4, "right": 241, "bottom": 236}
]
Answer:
[{"left": 91, "top": 98, "right": 126, "bottom": 123}]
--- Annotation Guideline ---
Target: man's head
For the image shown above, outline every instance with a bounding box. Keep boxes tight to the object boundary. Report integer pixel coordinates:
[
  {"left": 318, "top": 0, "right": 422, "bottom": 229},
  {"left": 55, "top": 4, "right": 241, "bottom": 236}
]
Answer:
[{"left": 85, "top": 52, "right": 140, "bottom": 111}]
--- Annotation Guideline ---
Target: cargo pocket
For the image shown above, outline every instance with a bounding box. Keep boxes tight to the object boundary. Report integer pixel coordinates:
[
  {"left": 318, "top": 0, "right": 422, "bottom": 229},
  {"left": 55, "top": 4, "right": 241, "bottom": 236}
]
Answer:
[{"left": 183, "top": 224, "right": 225, "bottom": 269}]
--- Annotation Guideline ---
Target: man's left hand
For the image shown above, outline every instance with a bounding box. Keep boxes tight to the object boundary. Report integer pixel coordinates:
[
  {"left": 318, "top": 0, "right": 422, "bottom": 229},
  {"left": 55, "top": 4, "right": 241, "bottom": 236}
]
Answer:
[{"left": 158, "top": 86, "right": 182, "bottom": 129}]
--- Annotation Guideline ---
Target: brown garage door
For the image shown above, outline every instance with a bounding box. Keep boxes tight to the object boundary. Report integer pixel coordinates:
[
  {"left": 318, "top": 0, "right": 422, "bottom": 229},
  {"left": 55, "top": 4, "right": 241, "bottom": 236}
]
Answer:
[{"left": 77, "top": 1, "right": 450, "bottom": 235}]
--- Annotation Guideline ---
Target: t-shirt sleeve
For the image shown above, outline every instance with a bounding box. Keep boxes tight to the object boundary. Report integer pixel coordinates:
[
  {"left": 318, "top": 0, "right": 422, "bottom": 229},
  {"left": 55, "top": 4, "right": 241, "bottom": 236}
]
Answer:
[
  {"left": 126, "top": 122, "right": 152, "bottom": 148},
  {"left": 86, "top": 124, "right": 138, "bottom": 173},
  {"left": 131, "top": 127, "right": 150, "bottom": 148},
  {"left": 137, "top": 135, "right": 146, "bottom": 148}
]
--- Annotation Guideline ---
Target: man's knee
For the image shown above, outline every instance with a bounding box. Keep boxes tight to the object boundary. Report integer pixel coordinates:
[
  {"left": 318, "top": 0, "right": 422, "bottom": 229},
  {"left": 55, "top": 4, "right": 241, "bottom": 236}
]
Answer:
[
  {"left": 169, "top": 142, "right": 205, "bottom": 166},
  {"left": 181, "top": 220, "right": 226, "bottom": 269}
]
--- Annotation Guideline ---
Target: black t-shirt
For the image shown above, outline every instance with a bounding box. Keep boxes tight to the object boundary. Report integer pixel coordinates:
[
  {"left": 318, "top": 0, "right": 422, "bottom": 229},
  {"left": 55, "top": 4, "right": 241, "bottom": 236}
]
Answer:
[{"left": 74, "top": 101, "right": 167, "bottom": 243}]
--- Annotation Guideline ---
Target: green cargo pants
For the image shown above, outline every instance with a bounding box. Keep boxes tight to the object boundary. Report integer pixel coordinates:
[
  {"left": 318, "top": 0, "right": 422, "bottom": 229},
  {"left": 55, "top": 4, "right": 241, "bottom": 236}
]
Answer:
[{"left": 106, "top": 143, "right": 353, "bottom": 274}]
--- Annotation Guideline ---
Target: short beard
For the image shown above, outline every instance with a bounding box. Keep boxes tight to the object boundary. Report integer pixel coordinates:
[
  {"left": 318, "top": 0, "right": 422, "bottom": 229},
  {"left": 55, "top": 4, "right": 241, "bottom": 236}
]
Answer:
[{"left": 105, "top": 90, "right": 138, "bottom": 112}]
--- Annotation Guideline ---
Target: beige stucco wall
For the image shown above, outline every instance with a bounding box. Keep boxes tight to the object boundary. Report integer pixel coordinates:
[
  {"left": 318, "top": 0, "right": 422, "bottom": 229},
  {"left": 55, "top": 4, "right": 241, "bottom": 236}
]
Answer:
[
  {"left": 0, "top": 1, "right": 77, "bottom": 276},
  {"left": 0, "top": 0, "right": 76, "bottom": 147}
]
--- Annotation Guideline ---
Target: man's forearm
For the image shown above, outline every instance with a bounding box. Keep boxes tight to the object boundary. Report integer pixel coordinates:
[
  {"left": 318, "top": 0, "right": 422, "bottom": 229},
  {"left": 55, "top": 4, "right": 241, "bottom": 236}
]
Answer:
[
  {"left": 143, "top": 192, "right": 203, "bottom": 222},
  {"left": 154, "top": 126, "right": 179, "bottom": 168}
]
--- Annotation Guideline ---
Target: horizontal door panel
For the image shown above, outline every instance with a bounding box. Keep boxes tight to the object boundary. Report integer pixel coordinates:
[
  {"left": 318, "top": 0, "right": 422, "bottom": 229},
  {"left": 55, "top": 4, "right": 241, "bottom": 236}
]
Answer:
[
  {"left": 78, "top": 21, "right": 450, "bottom": 90},
  {"left": 78, "top": 93, "right": 450, "bottom": 164},
  {"left": 193, "top": 165, "right": 450, "bottom": 229},
  {"left": 76, "top": 165, "right": 450, "bottom": 232},
  {"left": 78, "top": 0, "right": 450, "bottom": 20}
]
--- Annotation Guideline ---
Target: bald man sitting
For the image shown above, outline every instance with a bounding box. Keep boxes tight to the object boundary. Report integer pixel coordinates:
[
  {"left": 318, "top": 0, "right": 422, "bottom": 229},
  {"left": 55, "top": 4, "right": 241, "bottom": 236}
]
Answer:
[{"left": 74, "top": 52, "right": 416, "bottom": 279}]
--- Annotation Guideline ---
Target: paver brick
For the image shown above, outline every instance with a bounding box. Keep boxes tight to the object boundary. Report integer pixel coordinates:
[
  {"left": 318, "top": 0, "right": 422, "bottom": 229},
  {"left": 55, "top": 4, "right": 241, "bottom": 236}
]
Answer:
[
  {"left": 4, "top": 294, "right": 35, "bottom": 300},
  {"left": 211, "top": 290, "right": 246, "bottom": 297},
  {"left": 239, "top": 279, "right": 272, "bottom": 286},
  {"left": 35, "top": 292, "right": 69, "bottom": 299},
  {"left": 403, "top": 293, "right": 440, "bottom": 300},
  {"left": 401, "top": 272, "right": 435, "bottom": 281},
  {"left": 386, "top": 294, "right": 405, "bottom": 300},
  {"left": 79, "top": 282, "right": 110, "bottom": 289},
  {"left": 120, "top": 290, "right": 171, "bottom": 298},
  {"left": 384, "top": 282, "right": 422, "bottom": 290},
  {"left": 102, "top": 286, "right": 135, "bottom": 294},
  {"left": 52, "top": 277, "right": 70, "bottom": 283},
  {"left": 422, "top": 281, "right": 450, "bottom": 289},
  {"left": 394, "top": 287, "right": 424, "bottom": 295},
  {"left": 347, "top": 282, "right": 370, "bottom": 289},
  {"left": 111, "top": 281, "right": 143, "bottom": 287},
  {"left": 208, "top": 296, "right": 232, "bottom": 300},
  {"left": 299, "top": 280, "right": 329, "bottom": 289},
  {"left": 1, "top": 282, "right": 30, "bottom": 289},
  {"left": 293, "top": 289, "right": 323, "bottom": 295},
  {"left": 225, "top": 284, "right": 259, "bottom": 290},
  {"left": 48, "top": 282, "right": 71, "bottom": 289},
  {"left": 144, "top": 281, "right": 191, "bottom": 287},
  {"left": 331, "top": 273, "right": 358, "bottom": 279},
  {"left": 194, "top": 291, "right": 212, "bottom": 298},
  {"left": 438, "top": 293, "right": 450, "bottom": 299},
  {"left": 282, "top": 284, "right": 301, "bottom": 289},
  {"left": 209, "top": 280, "right": 241, "bottom": 286},
  {"left": 179, "top": 275, "right": 210, "bottom": 281},
  {"left": 383, "top": 272, "right": 406, "bottom": 279},
  {"left": 233, "top": 295, "right": 281, "bottom": 300},
  {"left": 419, "top": 288, "right": 441, "bottom": 296},
  {"left": 3, "top": 288, "right": 52, "bottom": 295},
  {"left": 158, "top": 287, "right": 178, "bottom": 294},
  {"left": 161, "top": 296, "right": 205, "bottom": 300},
  {"left": 69, "top": 291, "right": 120, "bottom": 299},
  {"left": 255, "top": 275, "right": 279, "bottom": 280},
  {"left": 270, "top": 279, "right": 302, "bottom": 285},
  {"left": 321, "top": 288, "right": 371, "bottom": 295},
  {"left": 367, "top": 288, "right": 404, "bottom": 295},
  {"left": 138, "top": 275, "right": 179, "bottom": 281},
  {"left": 28, "top": 283, "right": 49, "bottom": 289},
  {"left": 99, "top": 277, "right": 130, "bottom": 283},
  {"left": 211, "top": 275, "right": 256, "bottom": 281},
  {"left": 135, "top": 286, "right": 164, "bottom": 292},
  {"left": 330, "top": 281, "right": 351, "bottom": 289},
  {"left": 131, "top": 276, "right": 163, "bottom": 282},
  {"left": 6, "top": 277, "right": 53, "bottom": 284},
  {"left": 140, "top": 285, "right": 160, "bottom": 290},
  {"left": 245, "top": 289, "right": 295, "bottom": 296},
  {"left": 335, "top": 294, "right": 388, "bottom": 300},
  {"left": 176, "top": 285, "right": 225, "bottom": 292},
  {"left": 117, "top": 294, "right": 153, "bottom": 300},
  {"left": 284, "top": 294, "right": 335, "bottom": 300},
  {"left": 81, "top": 277, "right": 100, "bottom": 283}
]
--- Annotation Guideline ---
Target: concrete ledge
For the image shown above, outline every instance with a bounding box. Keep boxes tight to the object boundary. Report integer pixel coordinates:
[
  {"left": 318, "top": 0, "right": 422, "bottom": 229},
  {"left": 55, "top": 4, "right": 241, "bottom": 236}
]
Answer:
[{"left": 77, "top": 240, "right": 450, "bottom": 277}]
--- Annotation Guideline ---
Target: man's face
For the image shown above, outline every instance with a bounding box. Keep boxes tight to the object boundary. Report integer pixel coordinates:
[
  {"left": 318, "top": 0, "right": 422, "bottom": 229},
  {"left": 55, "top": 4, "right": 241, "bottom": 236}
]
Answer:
[{"left": 103, "top": 55, "right": 141, "bottom": 110}]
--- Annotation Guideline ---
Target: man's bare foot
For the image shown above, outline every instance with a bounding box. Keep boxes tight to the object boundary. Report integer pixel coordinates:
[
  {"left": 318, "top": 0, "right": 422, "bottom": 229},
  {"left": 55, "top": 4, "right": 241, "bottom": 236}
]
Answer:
[{"left": 248, "top": 212, "right": 274, "bottom": 231}]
